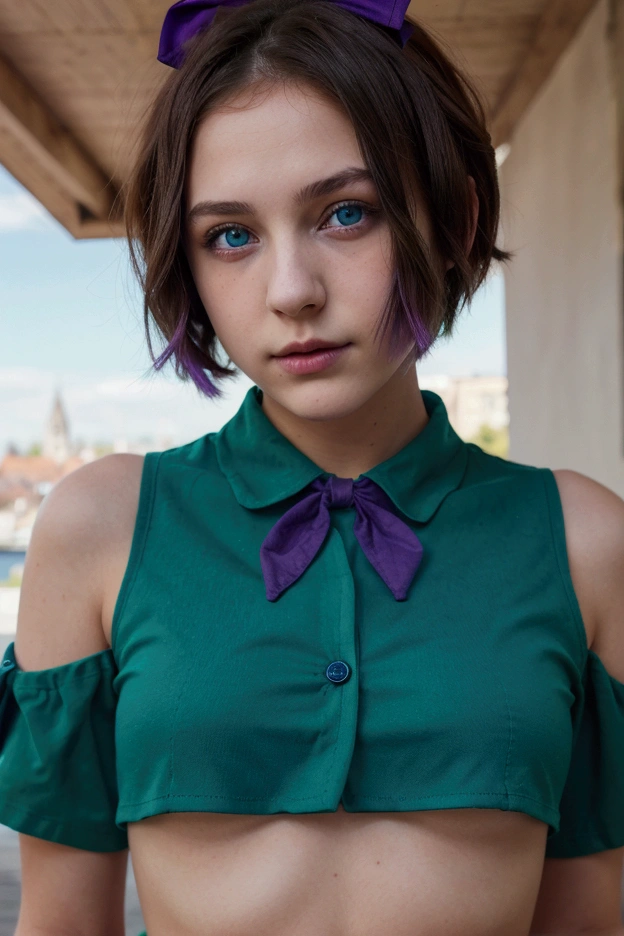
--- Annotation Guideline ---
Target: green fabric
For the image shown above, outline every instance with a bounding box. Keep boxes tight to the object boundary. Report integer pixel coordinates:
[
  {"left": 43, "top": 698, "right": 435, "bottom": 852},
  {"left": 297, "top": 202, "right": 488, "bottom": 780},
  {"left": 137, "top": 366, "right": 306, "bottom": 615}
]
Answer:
[
  {"left": 0, "top": 386, "right": 622, "bottom": 858},
  {"left": 545, "top": 650, "right": 624, "bottom": 856},
  {"left": 0, "top": 643, "right": 127, "bottom": 851}
]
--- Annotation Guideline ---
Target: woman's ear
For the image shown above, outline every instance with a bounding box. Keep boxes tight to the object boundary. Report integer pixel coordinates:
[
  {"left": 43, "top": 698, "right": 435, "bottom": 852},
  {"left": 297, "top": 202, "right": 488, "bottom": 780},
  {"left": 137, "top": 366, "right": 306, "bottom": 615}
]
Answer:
[{"left": 445, "top": 175, "right": 479, "bottom": 271}]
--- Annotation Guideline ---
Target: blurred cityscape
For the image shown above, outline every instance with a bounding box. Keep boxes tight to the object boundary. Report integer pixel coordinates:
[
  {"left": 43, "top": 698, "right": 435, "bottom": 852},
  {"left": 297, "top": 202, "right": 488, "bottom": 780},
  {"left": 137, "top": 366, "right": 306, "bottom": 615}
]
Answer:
[
  {"left": 0, "top": 385, "right": 181, "bottom": 554},
  {"left": 0, "top": 373, "right": 508, "bottom": 634},
  {"left": 0, "top": 375, "right": 508, "bottom": 556}
]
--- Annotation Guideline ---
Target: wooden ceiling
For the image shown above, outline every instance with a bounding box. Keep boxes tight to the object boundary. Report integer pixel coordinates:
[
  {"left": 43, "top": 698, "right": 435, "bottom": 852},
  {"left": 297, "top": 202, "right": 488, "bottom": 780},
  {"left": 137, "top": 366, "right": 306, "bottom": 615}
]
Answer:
[{"left": 0, "top": 0, "right": 600, "bottom": 239}]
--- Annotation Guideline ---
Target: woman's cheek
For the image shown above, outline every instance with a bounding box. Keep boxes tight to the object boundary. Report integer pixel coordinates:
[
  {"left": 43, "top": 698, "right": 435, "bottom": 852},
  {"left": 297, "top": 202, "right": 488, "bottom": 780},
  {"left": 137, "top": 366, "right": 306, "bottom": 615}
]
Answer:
[
  {"left": 209, "top": 284, "right": 264, "bottom": 371},
  {"left": 327, "top": 240, "right": 393, "bottom": 328},
  {"left": 194, "top": 264, "right": 249, "bottom": 335}
]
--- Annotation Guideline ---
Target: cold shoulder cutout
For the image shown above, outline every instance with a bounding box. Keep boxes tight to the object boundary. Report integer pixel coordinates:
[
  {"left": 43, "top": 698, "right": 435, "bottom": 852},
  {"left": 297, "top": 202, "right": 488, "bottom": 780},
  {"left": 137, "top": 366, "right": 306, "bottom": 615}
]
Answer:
[
  {"left": 0, "top": 641, "right": 127, "bottom": 852},
  {"left": 545, "top": 649, "right": 624, "bottom": 858}
]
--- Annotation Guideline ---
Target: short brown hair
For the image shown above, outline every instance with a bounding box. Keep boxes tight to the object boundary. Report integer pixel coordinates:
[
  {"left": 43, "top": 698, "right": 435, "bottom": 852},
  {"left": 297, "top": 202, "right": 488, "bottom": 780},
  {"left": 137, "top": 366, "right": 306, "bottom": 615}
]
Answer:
[{"left": 124, "top": 0, "right": 511, "bottom": 397}]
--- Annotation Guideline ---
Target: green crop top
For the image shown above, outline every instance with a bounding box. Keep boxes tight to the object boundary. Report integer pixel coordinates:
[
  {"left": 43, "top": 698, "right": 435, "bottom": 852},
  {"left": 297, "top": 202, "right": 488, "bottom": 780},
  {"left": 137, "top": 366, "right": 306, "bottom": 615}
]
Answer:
[{"left": 1, "top": 387, "right": 623, "bottom": 858}]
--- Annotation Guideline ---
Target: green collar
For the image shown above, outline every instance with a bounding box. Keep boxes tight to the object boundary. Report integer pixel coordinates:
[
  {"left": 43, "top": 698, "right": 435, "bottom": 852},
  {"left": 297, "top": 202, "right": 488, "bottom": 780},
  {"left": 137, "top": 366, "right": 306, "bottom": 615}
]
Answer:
[{"left": 215, "top": 386, "right": 468, "bottom": 523}]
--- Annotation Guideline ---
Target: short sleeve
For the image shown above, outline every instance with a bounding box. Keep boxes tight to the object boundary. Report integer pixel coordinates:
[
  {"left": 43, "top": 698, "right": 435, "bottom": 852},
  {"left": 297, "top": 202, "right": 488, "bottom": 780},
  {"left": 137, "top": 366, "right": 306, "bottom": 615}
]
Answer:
[
  {"left": 546, "top": 650, "right": 624, "bottom": 858},
  {"left": 0, "top": 641, "right": 128, "bottom": 852}
]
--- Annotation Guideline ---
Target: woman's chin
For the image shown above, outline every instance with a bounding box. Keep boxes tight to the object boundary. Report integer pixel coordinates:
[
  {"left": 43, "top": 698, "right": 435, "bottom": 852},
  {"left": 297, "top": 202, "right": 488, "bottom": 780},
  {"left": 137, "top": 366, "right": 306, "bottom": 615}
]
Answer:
[{"left": 260, "top": 377, "right": 381, "bottom": 424}]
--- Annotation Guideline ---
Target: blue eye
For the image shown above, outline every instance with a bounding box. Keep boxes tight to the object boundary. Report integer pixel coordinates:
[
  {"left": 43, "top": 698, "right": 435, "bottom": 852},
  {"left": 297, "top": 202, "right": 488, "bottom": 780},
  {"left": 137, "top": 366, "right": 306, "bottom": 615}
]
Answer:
[
  {"left": 223, "top": 228, "right": 250, "bottom": 248},
  {"left": 209, "top": 227, "right": 251, "bottom": 250},
  {"left": 206, "top": 202, "right": 371, "bottom": 254},
  {"left": 332, "top": 205, "right": 363, "bottom": 227}
]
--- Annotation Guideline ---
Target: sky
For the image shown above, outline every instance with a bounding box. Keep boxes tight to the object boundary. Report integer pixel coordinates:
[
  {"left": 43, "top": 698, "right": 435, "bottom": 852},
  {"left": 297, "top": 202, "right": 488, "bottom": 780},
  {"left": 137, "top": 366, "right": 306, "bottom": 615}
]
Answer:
[{"left": 0, "top": 165, "right": 507, "bottom": 453}]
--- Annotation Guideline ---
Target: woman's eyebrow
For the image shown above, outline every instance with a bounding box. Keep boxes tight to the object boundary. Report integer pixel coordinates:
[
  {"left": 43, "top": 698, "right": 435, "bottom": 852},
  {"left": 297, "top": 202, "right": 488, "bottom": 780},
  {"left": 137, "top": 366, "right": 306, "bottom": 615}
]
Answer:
[
  {"left": 187, "top": 167, "right": 374, "bottom": 225},
  {"left": 294, "top": 167, "right": 374, "bottom": 206}
]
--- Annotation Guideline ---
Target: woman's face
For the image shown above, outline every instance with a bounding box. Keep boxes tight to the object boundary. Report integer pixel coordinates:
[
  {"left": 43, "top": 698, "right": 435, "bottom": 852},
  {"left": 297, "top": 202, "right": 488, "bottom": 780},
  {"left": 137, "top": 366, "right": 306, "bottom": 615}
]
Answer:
[{"left": 185, "top": 81, "right": 434, "bottom": 421}]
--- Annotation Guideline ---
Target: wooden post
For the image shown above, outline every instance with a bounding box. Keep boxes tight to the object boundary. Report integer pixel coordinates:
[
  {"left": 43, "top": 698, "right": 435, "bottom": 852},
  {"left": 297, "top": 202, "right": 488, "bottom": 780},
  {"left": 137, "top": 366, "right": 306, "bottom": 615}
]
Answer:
[{"left": 607, "top": 0, "right": 624, "bottom": 453}]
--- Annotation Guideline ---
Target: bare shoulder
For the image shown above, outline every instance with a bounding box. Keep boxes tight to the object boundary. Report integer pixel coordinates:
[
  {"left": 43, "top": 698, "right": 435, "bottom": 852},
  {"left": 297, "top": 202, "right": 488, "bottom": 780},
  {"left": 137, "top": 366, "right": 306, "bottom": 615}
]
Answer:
[
  {"left": 552, "top": 469, "right": 624, "bottom": 678},
  {"left": 15, "top": 453, "right": 144, "bottom": 670}
]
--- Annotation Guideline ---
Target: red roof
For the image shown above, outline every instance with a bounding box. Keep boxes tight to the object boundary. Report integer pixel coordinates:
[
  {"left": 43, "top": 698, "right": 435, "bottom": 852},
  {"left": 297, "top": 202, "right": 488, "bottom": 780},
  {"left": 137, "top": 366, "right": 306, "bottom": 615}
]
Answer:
[{"left": 0, "top": 454, "right": 85, "bottom": 485}]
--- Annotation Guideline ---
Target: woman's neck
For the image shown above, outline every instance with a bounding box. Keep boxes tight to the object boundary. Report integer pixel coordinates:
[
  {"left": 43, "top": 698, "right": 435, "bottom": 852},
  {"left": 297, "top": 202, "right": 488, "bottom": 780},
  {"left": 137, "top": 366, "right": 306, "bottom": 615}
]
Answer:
[{"left": 260, "top": 368, "right": 429, "bottom": 480}]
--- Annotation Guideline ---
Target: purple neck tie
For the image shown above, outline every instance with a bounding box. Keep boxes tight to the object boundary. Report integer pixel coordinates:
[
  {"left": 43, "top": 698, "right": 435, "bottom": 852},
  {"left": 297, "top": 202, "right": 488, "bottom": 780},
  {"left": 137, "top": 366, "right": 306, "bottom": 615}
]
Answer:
[{"left": 260, "top": 475, "right": 423, "bottom": 601}]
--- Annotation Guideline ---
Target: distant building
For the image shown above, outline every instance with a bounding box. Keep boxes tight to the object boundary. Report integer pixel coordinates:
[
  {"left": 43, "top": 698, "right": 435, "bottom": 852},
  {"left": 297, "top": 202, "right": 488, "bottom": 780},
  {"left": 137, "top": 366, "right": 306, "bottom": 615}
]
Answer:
[
  {"left": 419, "top": 375, "right": 509, "bottom": 443},
  {"left": 43, "top": 388, "right": 71, "bottom": 464},
  {"left": 0, "top": 389, "right": 85, "bottom": 549}
]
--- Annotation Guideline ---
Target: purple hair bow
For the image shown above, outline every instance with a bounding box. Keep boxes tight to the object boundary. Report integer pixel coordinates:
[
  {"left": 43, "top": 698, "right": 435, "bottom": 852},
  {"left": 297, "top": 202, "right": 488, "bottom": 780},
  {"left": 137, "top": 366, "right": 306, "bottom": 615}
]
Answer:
[
  {"left": 260, "top": 475, "right": 424, "bottom": 601},
  {"left": 158, "top": 0, "right": 414, "bottom": 68}
]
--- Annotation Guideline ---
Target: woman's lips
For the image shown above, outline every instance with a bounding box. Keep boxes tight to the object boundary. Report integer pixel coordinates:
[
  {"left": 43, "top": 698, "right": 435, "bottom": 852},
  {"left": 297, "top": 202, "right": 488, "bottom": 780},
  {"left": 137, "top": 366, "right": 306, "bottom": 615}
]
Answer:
[{"left": 274, "top": 343, "right": 351, "bottom": 375}]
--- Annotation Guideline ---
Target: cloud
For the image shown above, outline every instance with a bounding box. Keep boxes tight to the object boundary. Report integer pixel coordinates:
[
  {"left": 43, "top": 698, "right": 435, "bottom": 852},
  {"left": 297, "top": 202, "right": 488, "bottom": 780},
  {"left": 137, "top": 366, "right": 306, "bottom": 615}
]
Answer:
[
  {"left": 0, "top": 367, "right": 51, "bottom": 390},
  {"left": 0, "top": 193, "right": 57, "bottom": 233},
  {"left": 93, "top": 374, "right": 182, "bottom": 401}
]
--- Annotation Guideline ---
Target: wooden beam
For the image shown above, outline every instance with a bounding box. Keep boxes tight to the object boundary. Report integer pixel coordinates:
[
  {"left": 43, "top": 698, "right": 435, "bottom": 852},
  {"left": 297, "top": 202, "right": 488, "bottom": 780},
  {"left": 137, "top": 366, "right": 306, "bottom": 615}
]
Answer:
[
  {"left": 77, "top": 218, "right": 126, "bottom": 240},
  {"left": 0, "top": 138, "right": 125, "bottom": 239},
  {"left": 490, "top": 0, "right": 601, "bottom": 145},
  {"left": 0, "top": 52, "right": 120, "bottom": 230}
]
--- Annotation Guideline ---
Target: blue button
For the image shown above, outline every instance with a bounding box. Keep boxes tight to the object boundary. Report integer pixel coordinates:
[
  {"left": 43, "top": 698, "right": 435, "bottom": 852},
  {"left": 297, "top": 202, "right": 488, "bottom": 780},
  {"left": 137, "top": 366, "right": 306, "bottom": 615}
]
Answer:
[{"left": 325, "top": 660, "right": 351, "bottom": 684}]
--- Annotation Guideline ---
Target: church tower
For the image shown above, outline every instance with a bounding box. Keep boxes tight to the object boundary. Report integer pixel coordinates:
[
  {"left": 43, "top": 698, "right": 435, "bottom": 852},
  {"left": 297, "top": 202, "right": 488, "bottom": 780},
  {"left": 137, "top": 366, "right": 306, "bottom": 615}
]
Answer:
[{"left": 43, "top": 388, "right": 71, "bottom": 464}]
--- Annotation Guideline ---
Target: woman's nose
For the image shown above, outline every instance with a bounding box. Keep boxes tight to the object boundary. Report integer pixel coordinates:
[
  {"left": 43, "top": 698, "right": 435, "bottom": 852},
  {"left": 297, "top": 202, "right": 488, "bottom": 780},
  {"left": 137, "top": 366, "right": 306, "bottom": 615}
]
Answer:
[{"left": 265, "top": 240, "right": 326, "bottom": 319}]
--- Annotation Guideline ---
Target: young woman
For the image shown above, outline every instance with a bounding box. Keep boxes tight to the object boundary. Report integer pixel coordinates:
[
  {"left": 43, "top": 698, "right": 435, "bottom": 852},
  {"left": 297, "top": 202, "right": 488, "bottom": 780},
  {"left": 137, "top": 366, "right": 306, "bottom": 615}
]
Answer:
[{"left": 2, "top": 2, "right": 624, "bottom": 935}]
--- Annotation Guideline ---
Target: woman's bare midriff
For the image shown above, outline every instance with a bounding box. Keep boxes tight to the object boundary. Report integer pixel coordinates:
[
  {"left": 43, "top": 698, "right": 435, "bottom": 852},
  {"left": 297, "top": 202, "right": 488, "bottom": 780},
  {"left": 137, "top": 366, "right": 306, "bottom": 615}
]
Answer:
[
  {"left": 127, "top": 807, "right": 548, "bottom": 936},
  {"left": 100, "top": 454, "right": 552, "bottom": 936}
]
